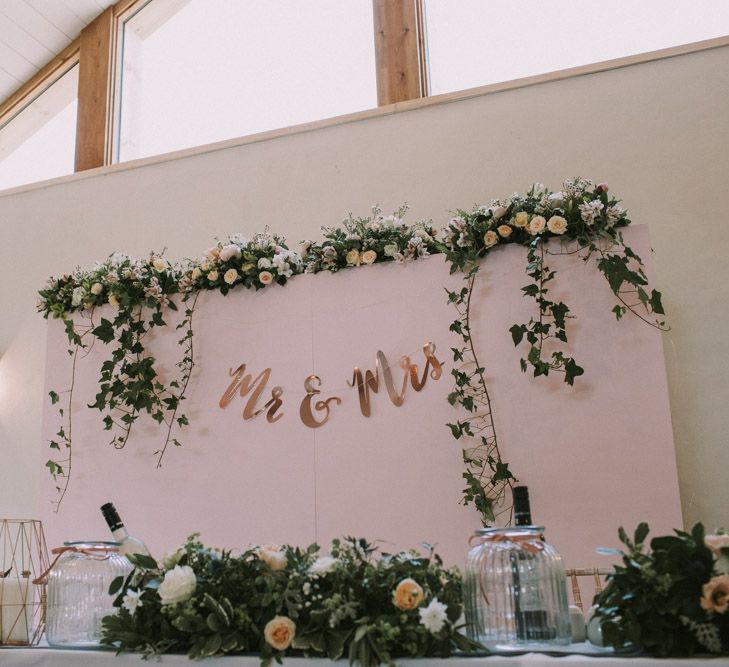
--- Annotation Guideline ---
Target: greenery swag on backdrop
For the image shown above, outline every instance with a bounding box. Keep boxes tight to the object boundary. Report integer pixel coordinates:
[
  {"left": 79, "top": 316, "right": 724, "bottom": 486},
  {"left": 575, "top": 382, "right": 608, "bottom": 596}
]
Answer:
[{"left": 37, "top": 178, "right": 666, "bottom": 523}]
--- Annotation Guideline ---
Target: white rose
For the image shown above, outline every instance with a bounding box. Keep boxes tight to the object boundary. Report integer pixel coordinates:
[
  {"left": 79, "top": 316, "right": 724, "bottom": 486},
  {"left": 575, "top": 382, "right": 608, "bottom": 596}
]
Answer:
[
  {"left": 90, "top": 282, "right": 103, "bottom": 295},
  {"left": 310, "top": 555, "right": 338, "bottom": 577},
  {"left": 258, "top": 545, "right": 287, "bottom": 570},
  {"left": 71, "top": 286, "right": 86, "bottom": 307},
  {"left": 483, "top": 230, "right": 499, "bottom": 248},
  {"left": 361, "top": 250, "right": 377, "bottom": 265},
  {"left": 158, "top": 565, "right": 196, "bottom": 605},
  {"left": 528, "top": 215, "right": 547, "bottom": 235},
  {"left": 258, "top": 257, "right": 272, "bottom": 269},
  {"left": 383, "top": 244, "right": 399, "bottom": 258},
  {"left": 259, "top": 271, "right": 274, "bottom": 285},
  {"left": 223, "top": 268, "right": 239, "bottom": 285},
  {"left": 547, "top": 215, "right": 568, "bottom": 235},
  {"left": 219, "top": 244, "right": 241, "bottom": 262}
]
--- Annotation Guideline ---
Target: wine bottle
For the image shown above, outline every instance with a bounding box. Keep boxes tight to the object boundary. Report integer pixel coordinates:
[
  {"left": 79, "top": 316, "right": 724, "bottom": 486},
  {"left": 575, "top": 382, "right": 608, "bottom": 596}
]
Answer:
[
  {"left": 100, "top": 502, "right": 150, "bottom": 557},
  {"left": 511, "top": 486, "right": 553, "bottom": 641}
]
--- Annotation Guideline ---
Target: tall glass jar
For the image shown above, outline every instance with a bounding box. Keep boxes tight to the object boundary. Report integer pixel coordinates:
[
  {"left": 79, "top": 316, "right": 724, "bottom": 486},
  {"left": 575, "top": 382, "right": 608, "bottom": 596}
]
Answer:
[
  {"left": 464, "top": 527, "right": 571, "bottom": 650},
  {"left": 46, "top": 541, "right": 132, "bottom": 647}
]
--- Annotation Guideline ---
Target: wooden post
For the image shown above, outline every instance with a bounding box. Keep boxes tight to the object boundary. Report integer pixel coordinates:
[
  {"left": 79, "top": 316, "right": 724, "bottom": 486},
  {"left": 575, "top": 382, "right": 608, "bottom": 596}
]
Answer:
[
  {"left": 75, "top": 7, "right": 116, "bottom": 171},
  {"left": 372, "top": 0, "right": 425, "bottom": 106}
]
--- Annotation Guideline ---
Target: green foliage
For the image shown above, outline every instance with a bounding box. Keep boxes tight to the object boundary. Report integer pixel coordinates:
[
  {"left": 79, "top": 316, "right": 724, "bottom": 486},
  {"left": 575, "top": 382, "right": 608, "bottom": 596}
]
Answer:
[
  {"left": 101, "top": 535, "right": 483, "bottom": 665},
  {"left": 594, "top": 522, "right": 729, "bottom": 656}
]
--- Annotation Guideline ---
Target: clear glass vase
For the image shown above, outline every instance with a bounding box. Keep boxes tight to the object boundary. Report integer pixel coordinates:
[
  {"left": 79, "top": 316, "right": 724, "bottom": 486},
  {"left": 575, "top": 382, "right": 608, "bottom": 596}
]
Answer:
[
  {"left": 46, "top": 541, "right": 132, "bottom": 647},
  {"left": 464, "top": 526, "right": 571, "bottom": 650}
]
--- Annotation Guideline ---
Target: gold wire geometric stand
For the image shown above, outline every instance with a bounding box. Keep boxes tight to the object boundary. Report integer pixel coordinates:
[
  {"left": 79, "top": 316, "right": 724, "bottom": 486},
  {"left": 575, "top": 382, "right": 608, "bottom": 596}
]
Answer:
[{"left": 0, "top": 519, "right": 50, "bottom": 646}]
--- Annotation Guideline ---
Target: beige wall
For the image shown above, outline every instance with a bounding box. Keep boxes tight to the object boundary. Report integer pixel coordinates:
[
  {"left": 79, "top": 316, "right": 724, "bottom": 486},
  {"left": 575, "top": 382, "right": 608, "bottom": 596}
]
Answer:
[{"left": 1, "top": 44, "right": 728, "bottom": 532}]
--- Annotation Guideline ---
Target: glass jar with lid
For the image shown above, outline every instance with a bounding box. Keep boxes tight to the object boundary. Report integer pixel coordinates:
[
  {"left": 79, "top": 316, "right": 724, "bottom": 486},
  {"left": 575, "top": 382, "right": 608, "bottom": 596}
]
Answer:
[
  {"left": 464, "top": 526, "right": 571, "bottom": 650},
  {"left": 46, "top": 541, "right": 132, "bottom": 647}
]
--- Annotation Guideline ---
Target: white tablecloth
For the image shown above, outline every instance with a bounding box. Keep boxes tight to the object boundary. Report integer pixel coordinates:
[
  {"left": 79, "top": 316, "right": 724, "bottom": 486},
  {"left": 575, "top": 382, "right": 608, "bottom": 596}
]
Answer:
[{"left": 2, "top": 645, "right": 729, "bottom": 666}]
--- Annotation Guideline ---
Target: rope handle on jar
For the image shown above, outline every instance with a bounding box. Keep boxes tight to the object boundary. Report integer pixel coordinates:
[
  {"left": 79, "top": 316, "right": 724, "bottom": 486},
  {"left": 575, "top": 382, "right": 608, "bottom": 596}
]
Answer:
[
  {"left": 32, "top": 545, "right": 119, "bottom": 585},
  {"left": 469, "top": 532, "right": 545, "bottom": 607}
]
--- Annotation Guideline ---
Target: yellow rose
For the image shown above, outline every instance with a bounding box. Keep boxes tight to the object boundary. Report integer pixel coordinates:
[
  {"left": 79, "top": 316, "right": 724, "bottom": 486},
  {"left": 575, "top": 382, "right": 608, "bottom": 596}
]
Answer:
[
  {"left": 361, "top": 250, "right": 377, "bottom": 265},
  {"left": 264, "top": 616, "right": 295, "bottom": 651},
  {"left": 392, "top": 578, "right": 424, "bottom": 610},
  {"left": 191, "top": 267, "right": 202, "bottom": 281},
  {"left": 547, "top": 215, "right": 568, "bottom": 235},
  {"left": 259, "top": 271, "right": 274, "bottom": 285},
  {"left": 701, "top": 575, "right": 729, "bottom": 614},
  {"left": 207, "top": 270, "right": 219, "bottom": 282},
  {"left": 153, "top": 259, "right": 167, "bottom": 272},
  {"left": 528, "top": 215, "right": 546, "bottom": 235},
  {"left": 108, "top": 294, "right": 119, "bottom": 307},
  {"left": 513, "top": 211, "right": 528, "bottom": 228},
  {"left": 346, "top": 249, "right": 361, "bottom": 266},
  {"left": 483, "top": 230, "right": 499, "bottom": 248},
  {"left": 497, "top": 224, "right": 512, "bottom": 238},
  {"left": 223, "top": 268, "right": 239, "bottom": 285}
]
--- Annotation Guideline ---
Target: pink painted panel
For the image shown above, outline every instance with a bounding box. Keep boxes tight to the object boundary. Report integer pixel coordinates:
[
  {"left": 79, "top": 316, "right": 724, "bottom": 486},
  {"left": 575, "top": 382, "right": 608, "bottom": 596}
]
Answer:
[{"left": 40, "top": 226, "right": 681, "bottom": 571}]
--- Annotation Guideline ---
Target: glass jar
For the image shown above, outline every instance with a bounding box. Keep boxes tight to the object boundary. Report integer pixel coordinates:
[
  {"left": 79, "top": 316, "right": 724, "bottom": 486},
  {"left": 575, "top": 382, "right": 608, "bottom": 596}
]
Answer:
[
  {"left": 464, "top": 526, "right": 571, "bottom": 650},
  {"left": 46, "top": 541, "right": 132, "bottom": 647}
]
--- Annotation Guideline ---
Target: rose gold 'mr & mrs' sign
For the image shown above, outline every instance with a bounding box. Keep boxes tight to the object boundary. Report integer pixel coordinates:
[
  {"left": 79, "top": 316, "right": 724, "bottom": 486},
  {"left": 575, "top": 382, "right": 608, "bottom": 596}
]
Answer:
[{"left": 219, "top": 342, "right": 443, "bottom": 428}]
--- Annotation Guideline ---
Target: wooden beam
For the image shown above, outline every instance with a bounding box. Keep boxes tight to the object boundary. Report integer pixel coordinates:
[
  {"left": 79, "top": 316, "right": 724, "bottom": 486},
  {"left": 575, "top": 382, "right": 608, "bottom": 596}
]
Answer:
[
  {"left": 75, "top": 7, "right": 116, "bottom": 171},
  {"left": 372, "top": 0, "right": 424, "bottom": 106}
]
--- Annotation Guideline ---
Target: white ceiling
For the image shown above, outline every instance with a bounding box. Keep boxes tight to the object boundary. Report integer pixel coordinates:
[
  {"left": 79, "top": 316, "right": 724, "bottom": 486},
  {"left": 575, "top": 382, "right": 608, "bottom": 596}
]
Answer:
[{"left": 0, "top": 0, "right": 117, "bottom": 105}]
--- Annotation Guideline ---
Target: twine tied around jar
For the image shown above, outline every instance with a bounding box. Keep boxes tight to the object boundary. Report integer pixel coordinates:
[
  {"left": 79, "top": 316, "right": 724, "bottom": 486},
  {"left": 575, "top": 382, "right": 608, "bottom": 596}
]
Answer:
[
  {"left": 32, "top": 545, "right": 119, "bottom": 585},
  {"left": 469, "top": 530, "right": 545, "bottom": 606}
]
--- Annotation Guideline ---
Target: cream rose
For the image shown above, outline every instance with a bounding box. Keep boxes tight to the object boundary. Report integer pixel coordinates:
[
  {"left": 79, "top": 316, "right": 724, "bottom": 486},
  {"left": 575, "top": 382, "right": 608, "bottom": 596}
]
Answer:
[
  {"left": 393, "top": 578, "right": 424, "bottom": 610},
  {"left": 497, "top": 224, "right": 512, "bottom": 238},
  {"left": 90, "top": 282, "right": 103, "bottom": 295},
  {"left": 346, "top": 249, "right": 361, "bottom": 266},
  {"left": 492, "top": 206, "right": 508, "bottom": 219},
  {"left": 513, "top": 211, "right": 528, "bottom": 228},
  {"left": 547, "top": 215, "right": 568, "bottom": 235},
  {"left": 701, "top": 574, "right": 729, "bottom": 614},
  {"left": 383, "top": 244, "right": 399, "bottom": 258},
  {"left": 528, "top": 215, "right": 546, "bottom": 235},
  {"left": 190, "top": 267, "right": 202, "bottom": 281},
  {"left": 223, "top": 268, "right": 239, "bottom": 285},
  {"left": 200, "top": 259, "right": 213, "bottom": 272},
  {"left": 241, "top": 262, "right": 255, "bottom": 273},
  {"left": 219, "top": 244, "right": 241, "bottom": 262},
  {"left": 207, "top": 270, "right": 219, "bottom": 282},
  {"left": 264, "top": 616, "right": 295, "bottom": 651},
  {"left": 483, "top": 230, "right": 499, "bottom": 248},
  {"left": 204, "top": 247, "right": 220, "bottom": 260},
  {"left": 361, "top": 250, "right": 377, "bottom": 265},
  {"left": 152, "top": 259, "right": 167, "bottom": 272},
  {"left": 158, "top": 565, "right": 196, "bottom": 606},
  {"left": 259, "top": 271, "right": 274, "bottom": 285},
  {"left": 258, "top": 545, "right": 287, "bottom": 570}
]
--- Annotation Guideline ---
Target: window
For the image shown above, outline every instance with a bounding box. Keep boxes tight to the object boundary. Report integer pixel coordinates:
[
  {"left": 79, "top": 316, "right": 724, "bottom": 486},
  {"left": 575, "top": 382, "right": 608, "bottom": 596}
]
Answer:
[
  {"left": 117, "top": 0, "right": 377, "bottom": 162},
  {"left": 424, "top": 0, "right": 729, "bottom": 95},
  {"left": 0, "top": 66, "right": 78, "bottom": 191}
]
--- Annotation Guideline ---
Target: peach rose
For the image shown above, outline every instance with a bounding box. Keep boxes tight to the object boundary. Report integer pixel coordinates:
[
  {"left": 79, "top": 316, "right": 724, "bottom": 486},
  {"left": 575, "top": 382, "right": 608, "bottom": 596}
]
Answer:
[
  {"left": 528, "top": 215, "right": 546, "bottom": 235},
  {"left": 223, "top": 268, "right": 239, "bottom": 285},
  {"left": 257, "top": 545, "right": 287, "bottom": 570},
  {"left": 513, "top": 211, "right": 528, "bottom": 228},
  {"left": 497, "top": 224, "right": 512, "bottom": 238},
  {"left": 393, "top": 578, "right": 424, "bottom": 610},
  {"left": 547, "top": 215, "right": 568, "bottom": 235},
  {"left": 362, "top": 250, "right": 377, "bottom": 265},
  {"left": 483, "top": 230, "right": 499, "bottom": 248},
  {"left": 207, "top": 270, "right": 219, "bottom": 282},
  {"left": 264, "top": 616, "right": 295, "bottom": 651},
  {"left": 701, "top": 574, "right": 729, "bottom": 614},
  {"left": 492, "top": 206, "right": 508, "bottom": 219},
  {"left": 205, "top": 247, "right": 221, "bottom": 260},
  {"left": 259, "top": 271, "right": 274, "bottom": 285},
  {"left": 90, "top": 282, "right": 103, "bottom": 295},
  {"left": 706, "top": 534, "right": 729, "bottom": 556},
  {"left": 190, "top": 267, "right": 202, "bottom": 281}
]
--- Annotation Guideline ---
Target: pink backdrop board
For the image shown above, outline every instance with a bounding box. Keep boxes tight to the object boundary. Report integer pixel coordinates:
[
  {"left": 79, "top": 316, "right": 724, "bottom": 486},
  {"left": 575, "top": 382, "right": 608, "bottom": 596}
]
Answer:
[{"left": 40, "top": 225, "right": 682, "bottom": 570}]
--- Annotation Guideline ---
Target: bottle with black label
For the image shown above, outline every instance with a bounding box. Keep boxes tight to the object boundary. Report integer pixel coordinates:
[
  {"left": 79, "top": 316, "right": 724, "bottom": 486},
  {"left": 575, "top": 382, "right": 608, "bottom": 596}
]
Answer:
[{"left": 100, "top": 502, "right": 150, "bottom": 557}]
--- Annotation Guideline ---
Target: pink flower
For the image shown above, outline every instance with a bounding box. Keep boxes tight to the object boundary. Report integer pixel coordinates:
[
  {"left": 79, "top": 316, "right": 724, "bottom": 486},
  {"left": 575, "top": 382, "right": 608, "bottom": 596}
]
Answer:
[{"left": 701, "top": 575, "right": 729, "bottom": 614}]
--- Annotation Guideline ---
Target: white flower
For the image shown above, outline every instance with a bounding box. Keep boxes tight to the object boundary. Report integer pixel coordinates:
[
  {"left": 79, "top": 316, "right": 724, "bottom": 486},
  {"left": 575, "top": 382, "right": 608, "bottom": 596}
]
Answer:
[
  {"left": 579, "top": 200, "right": 604, "bottom": 224},
  {"left": 383, "top": 244, "right": 399, "bottom": 258},
  {"left": 90, "top": 282, "right": 103, "bottom": 295},
  {"left": 158, "top": 565, "right": 196, "bottom": 605},
  {"left": 223, "top": 268, "right": 239, "bottom": 285},
  {"left": 229, "top": 234, "right": 249, "bottom": 247},
  {"left": 219, "top": 244, "right": 242, "bottom": 262},
  {"left": 419, "top": 598, "right": 448, "bottom": 634},
  {"left": 302, "top": 582, "right": 312, "bottom": 596},
  {"left": 310, "top": 556, "right": 338, "bottom": 577},
  {"left": 259, "top": 271, "right": 274, "bottom": 285},
  {"left": 548, "top": 191, "right": 565, "bottom": 204},
  {"left": 367, "top": 221, "right": 381, "bottom": 232},
  {"left": 258, "top": 545, "right": 287, "bottom": 570},
  {"left": 257, "top": 257, "right": 272, "bottom": 269},
  {"left": 122, "top": 589, "right": 143, "bottom": 615},
  {"left": 71, "top": 286, "right": 86, "bottom": 307}
]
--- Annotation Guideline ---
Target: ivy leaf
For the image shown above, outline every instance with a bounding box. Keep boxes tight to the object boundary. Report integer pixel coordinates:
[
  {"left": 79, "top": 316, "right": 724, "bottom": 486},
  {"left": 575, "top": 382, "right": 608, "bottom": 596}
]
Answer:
[
  {"left": 509, "top": 324, "right": 525, "bottom": 346},
  {"left": 649, "top": 289, "right": 665, "bottom": 315},
  {"left": 92, "top": 318, "right": 116, "bottom": 344},
  {"left": 49, "top": 390, "right": 60, "bottom": 404}
]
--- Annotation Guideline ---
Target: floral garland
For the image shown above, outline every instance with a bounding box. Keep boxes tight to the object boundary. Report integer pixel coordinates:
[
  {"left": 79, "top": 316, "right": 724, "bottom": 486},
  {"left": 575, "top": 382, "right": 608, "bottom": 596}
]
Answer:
[
  {"left": 595, "top": 522, "right": 729, "bottom": 656},
  {"left": 101, "top": 535, "right": 481, "bottom": 665},
  {"left": 37, "top": 180, "right": 666, "bottom": 524}
]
